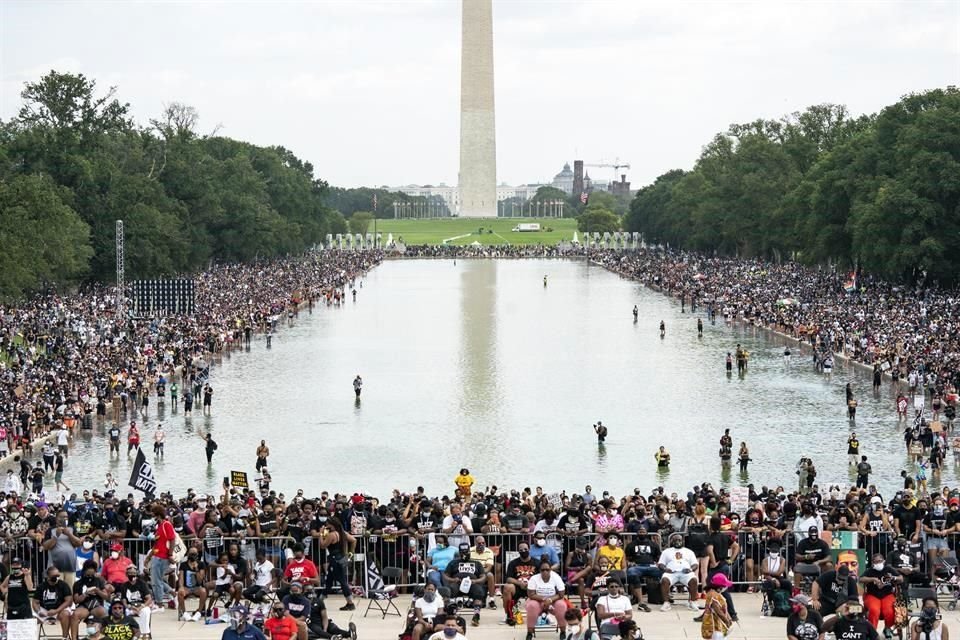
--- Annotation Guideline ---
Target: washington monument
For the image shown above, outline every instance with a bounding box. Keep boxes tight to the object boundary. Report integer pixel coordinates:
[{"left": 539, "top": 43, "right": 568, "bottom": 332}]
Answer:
[{"left": 459, "top": 0, "right": 497, "bottom": 218}]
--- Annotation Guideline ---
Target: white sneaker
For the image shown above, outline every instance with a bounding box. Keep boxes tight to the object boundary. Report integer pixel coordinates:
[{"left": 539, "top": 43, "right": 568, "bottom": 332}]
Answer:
[
  {"left": 687, "top": 600, "right": 700, "bottom": 611},
  {"left": 660, "top": 603, "right": 671, "bottom": 612},
  {"left": 180, "top": 613, "right": 191, "bottom": 622},
  {"left": 193, "top": 612, "right": 203, "bottom": 622}
]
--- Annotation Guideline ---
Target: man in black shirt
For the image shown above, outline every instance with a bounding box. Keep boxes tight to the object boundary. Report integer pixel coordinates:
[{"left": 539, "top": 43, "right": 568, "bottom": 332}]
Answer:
[
  {"left": 34, "top": 566, "right": 73, "bottom": 638},
  {"left": 557, "top": 507, "right": 590, "bottom": 557},
  {"left": 831, "top": 597, "right": 878, "bottom": 640},
  {"left": 886, "top": 536, "right": 925, "bottom": 586},
  {"left": 812, "top": 566, "right": 859, "bottom": 630},
  {"left": 305, "top": 595, "right": 355, "bottom": 640},
  {"left": 625, "top": 528, "right": 661, "bottom": 612},
  {"left": 893, "top": 498, "right": 920, "bottom": 540},
  {"left": 119, "top": 567, "right": 154, "bottom": 637},
  {"left": 1, "top": 557, "right": 34, "bottom": 619},
  {"left": 444, "top": 543, "right": 485, "bottom": 627},
  {"left": 795, "top": 526, "right": 833, "bottom": 577},
  {"left": 787, "top": 594, "right": 824, "bottom": 640}
]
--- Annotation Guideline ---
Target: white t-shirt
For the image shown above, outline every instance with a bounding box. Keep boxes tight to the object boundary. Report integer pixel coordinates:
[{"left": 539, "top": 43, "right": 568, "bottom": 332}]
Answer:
[
  {"left": 414, "top": 596, "right": 443, "bottom": 620},
  {"left": 57, "top": 429, "right": 69, "bottom": 446},
  {"left": 253, "top": 560, "right": 274, "bottom": 587},
  {"left": 598, "top": 593, "right": 631, "bottom": 617},
  {"left": 441, "top": 514, "right": 473, "bottom": 547},
  {"left": 429, "top": 632, "right": 466, "bottom": 640},
  {"left": 526, "top": 572, "right": 565, "bottom": 598},
  {"left": 658, "top": 547, "right": 697, "bottom": 573}
]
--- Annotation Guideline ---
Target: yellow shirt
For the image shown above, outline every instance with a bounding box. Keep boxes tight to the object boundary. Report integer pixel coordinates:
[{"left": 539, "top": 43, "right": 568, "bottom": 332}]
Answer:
[
  {"left": 455, "top": 474, "right": 474, "bottom": 490},
  {"left": 470, "top": 547, "right": 494, "bottom": 570},
  {"left": 597, "top": 546, "right": 625, "bottom": 571}
]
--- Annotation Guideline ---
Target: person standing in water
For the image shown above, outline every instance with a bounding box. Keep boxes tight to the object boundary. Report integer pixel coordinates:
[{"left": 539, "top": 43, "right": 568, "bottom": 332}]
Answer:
[
  {"left": 203, "top": 433, "right": 218, "bottom": 464},
  {"left": 633, "top": 305, "right": 638, "bottom": 322},
  {"left": 738, "top": 442, "right": 751, "bottom": 472},
  {"left": 697, "top": 318, "right": 703, "bottom": 337},
  {"left": 256, "top": 440, "right": 270, "bottom": 471},
  {"left": 659, "top": 321, "right": 665, "bottom": 338},
  {"left": 543, "top": 275, "right": 548, "bottom": 287},
  {"left": 353, "top": 375, "right": 363, "bottom": 399},
  {"left": 594, "top": 422, "right": 608, "bottom": 444}
]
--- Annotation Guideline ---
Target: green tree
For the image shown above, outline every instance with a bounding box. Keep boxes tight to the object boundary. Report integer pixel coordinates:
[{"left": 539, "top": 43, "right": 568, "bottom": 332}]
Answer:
[
  {"left": 0, "top": 174, "right": 92, "bottom": 298},
  {"left": 349, "top": 211, "right": 373, "bottom": 235},
  {"left": 577, "top": 206, "right": 621, "bottom": 233}
]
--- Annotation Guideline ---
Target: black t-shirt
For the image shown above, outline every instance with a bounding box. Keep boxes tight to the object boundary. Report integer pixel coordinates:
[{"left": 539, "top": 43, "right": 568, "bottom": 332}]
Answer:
[
  {"left": 787, "top": 610, "right": 824, "bottom": 640},
  {"left": 73, "top": 575, "right": 108, "bottom": 608},
  {"left": 97, "top": 616, "right": 140, "bottom": 640},
  {"left": 815, "top": 571, "right": 859, "bottom": 608},
  {"left": 282, "top": 594, "right": 311, "bottom": 619},
  {"left": 707, "top": 532, "right": 731, "bottom": 562},
  {"left": 120, "top": 579, "right": 150, "bottom": 605},
  {"left": 109, "top": 427, "right": 121, "bottom": 441},
  {"left": 506, "top": 557, "right": 538, "bottom": 586},
  {"left": 832, "top": 617, "right": 879, "bottom": 640},
  {"left": 557, "top": 513, "right": 589, "bottom": 535},
  {"left": 886, "top": 547, "right": 917, "bottom": 571},
  {"left": 862, "top": 565, "right": 899, "bottom": 597},
  {"left": 503, "top": 514, "right": 530, "bottom": 532},
  {"left": 29, "top": 513, "right": 57, "bottom": 532},
  {"left": 796, "top": 538, "right": 830, "bottom": 563},
  {"left": 5, "top": 571, "right": 31, "bottom": 606},
  {"left": 625, "top": 538, "right": 660, "bottom": 565},
  {"left": 893, "top": 506, "right": 919, "bottom": 537},
  {"left": 35, "top": 579, "right": 72, "bottom": 610},
  {"left": 444, "top": 559, "right": 483, "bottom": 580}
]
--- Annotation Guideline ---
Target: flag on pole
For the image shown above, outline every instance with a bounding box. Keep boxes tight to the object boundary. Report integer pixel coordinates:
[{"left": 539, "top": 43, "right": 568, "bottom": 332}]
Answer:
[
  {"left": 579, "top": 192, "right": 588, "bottom": 205},
  {"left": 128, "top": 447, "right": 158, "bottom": 496},
  {"left": 366, "top": 559, "right": 386, "bottom": 595}
]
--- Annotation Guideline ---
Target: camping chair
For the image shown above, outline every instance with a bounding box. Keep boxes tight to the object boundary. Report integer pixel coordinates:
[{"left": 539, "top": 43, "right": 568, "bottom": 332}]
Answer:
[
  {"left": 364, "top": 567, "right": 403, "bottom": 619},
  {"left": 907, "top": 586, "right": 937, "bottom": 609}
]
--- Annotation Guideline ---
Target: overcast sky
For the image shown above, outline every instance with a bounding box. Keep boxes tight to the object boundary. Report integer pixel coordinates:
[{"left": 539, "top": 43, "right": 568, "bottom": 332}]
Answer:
[{"left": 2, "top": 1, "right": 958, "bottom": 190}]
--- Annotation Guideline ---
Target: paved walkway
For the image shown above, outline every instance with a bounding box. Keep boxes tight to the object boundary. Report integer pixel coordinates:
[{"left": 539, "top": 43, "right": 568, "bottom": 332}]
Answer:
[{"left": 127, "top": 593, "right": 959, "bottom": 639}]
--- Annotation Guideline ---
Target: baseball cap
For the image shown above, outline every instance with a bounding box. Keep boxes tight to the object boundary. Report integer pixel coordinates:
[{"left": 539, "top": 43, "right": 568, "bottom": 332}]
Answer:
[
  {"left": 949, "top": 497, "right": 959, "bottom": 507},
  {"left": 110, "top": 543, "right": 123, "bottom": 551},
  {"left": 709, "top": 573, "right": 733, "bottom": 588},
  {"left": 790, "top": 594, "right": 812, "bottom": 606}
]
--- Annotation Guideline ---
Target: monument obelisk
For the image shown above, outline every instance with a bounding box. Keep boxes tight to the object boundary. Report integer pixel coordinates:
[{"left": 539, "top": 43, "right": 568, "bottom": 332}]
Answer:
[{"left": 459, "top": 0, "right": 497, "bottom": 218}]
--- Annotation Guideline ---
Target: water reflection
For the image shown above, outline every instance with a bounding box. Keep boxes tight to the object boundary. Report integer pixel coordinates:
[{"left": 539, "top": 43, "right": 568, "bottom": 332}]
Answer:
[{"left": 41, "top": 259, "right": 954, "bottom": 498}]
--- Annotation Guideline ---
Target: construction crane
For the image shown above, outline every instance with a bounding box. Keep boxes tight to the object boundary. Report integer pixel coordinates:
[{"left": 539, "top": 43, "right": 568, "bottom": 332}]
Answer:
[{"left": 585, "top": 159, "right": 631, "bottom": 181}]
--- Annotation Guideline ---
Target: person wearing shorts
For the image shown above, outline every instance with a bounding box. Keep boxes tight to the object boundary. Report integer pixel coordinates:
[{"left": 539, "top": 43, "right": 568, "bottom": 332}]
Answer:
[{"left": 657, "top": 533, "right": 700, "bottom": 611}]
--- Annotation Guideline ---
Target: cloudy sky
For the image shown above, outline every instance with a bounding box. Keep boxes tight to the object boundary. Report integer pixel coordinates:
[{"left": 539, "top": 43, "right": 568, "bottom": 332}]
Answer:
[{"left": 2, "top": 1, "right": 957, "bottom": 190}]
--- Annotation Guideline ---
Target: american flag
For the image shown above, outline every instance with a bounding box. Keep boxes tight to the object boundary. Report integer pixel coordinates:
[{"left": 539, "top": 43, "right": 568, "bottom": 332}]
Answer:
[{"left": 580, "top": 192, "right": 588, "bottom": 204}]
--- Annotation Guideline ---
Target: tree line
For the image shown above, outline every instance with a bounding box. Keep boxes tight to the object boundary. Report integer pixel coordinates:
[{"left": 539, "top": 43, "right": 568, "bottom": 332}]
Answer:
[
  {"left": 624, "top": 87, "right": 960, "bottom": 285},
  {"left": 0, "top": 71, "right": 393, "bottom": 299}
]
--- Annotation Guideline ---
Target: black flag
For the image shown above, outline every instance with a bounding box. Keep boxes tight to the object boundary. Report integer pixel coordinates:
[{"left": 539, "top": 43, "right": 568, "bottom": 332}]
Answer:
[{"left": 128, "top": 447, "right": 158, "bottom": 495}]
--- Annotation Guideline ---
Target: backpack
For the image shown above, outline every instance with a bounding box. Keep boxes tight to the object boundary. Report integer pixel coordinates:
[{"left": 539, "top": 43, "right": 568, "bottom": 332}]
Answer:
[{"left": 770, "top": 589, "right": 791, "bottom": 617}]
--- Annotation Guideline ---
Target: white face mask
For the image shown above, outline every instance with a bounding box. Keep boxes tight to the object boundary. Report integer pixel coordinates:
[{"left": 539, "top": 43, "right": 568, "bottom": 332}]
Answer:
[
  {"left": 82, "top": 541, "right": 93, "bottom": 550},
  {"left": 535, "top": 539, "right": 546, "bottom": 547},
  {"left": 567, "top": 624, "right": 580, "bottom": 635},
  {"left": 110, "top": 552, "right": 119, "bottom": 560},
  {"left": 872, "top": 563, "right": 884, "bottom": 571}
]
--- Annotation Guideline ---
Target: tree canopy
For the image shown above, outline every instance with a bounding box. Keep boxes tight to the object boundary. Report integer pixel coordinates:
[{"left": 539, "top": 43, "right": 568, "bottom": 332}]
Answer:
[
  {"left": 0, "top": 71, "right": 346, "bottom": 296},
  {"left": 626, "top": 88, "right": 960, "bottom": 283}
]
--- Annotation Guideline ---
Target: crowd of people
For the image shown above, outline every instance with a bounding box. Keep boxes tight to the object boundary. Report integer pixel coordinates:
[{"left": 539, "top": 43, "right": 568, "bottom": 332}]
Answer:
[{"left": 0, "top": 244, "right": 958, "bottom": 640}]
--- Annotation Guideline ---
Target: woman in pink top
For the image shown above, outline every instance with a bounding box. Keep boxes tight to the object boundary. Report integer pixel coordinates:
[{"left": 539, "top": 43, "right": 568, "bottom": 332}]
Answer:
[{"left": 593, "top": 502, "right": 625, "bottom": 546}]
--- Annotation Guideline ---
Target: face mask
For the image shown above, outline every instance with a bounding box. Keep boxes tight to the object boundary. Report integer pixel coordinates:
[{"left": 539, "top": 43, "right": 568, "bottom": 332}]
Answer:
[
  {"left": 792, "top": 604, "right": 805, "bottom": 615},
  {"left": 567, "top": 625, "right": 580, "bottom": 635},
  {"left": 608, "top": 538, "right": 619, "bottom": 547},
  {"left": 476, "top": 544, "right": 485, "bottom": 552},
  {"left": 519, "top": 550, "right": 530, "bottom": 558},
  {"left": 437, "top": 543, "right": 446, "bottom": 549},
  {"left": 443, "top": 629, "right": 458, "bottom": 639},
  {"left": 272, "top": 609, "right": 284, "bottom": 617},
  {"left": 110, "top": 552, "right": 120, "bottom": 560},
  {"left": 316, "top": 516, "right": 328, "bottom": 523},
  {"left": 229, "top": 615, "right": 242, "bottom": 630},
  {"left": 424, "top": 592, "right": 436, "bottom": 603},
  {"left": 535, "top": 539, "right": 546, "bottom": 547},
  {"left": 873, "top": 563, "right": 885, "bottom": 571},
  {"left": 82, "top": 541, "right": 93, "bottom": 550},
  {"left": 934, "top": 506, "right": 945, "bottom": 516},
  {"left": 922, "top": 607, "right": 937, "bottom": 618},
  {"left": 672, "top": 541, "right": 682, "bottom": 549},
  {"left": 48, "top": 576, "right": 59, "bottom": 584},
  {"left": 769, "top": 552, "right": 779, "bottom": 558}
]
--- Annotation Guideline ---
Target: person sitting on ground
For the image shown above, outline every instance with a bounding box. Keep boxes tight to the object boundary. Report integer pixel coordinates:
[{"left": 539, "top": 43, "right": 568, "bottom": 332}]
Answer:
[
  {"left": 563, "top": 607, "right": 600, "bottom": 640},
  {"left": 428, "top": 617, "right": 467, "bottom": 640},
  {"left": 304, "top": 593, "right": 355, "bottom": 640},
  {"left": 264, "top": 602, "right": 299, "bottom": 640},
  {"left": 832, "top": 597, "right": 877, "bottom": 640},
  {"left": 786, "top": 593, "right": 824, "bottom": 640},
  {"left": 657, "top": 533, "right": 700, "bottom": 612},
  {"left": 280, "top": 581, "right": 311, "bottom": 640},
  {"left": 32, "top": 566, "right": 73, "bottom": 640}
]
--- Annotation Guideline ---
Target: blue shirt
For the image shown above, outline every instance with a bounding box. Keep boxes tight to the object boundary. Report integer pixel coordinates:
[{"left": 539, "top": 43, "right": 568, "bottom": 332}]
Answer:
[
  {"left": 428, "top": 545, "right": 458, "bottom": 571},
  {"left": 530, "top": 544, "right": 559, "bottom": 566},
  {"left": 221, "top": 625, "right": 267, "bottom": 640}
]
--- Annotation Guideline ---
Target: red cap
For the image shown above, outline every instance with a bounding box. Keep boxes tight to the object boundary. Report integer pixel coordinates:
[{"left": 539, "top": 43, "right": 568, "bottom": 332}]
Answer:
[
  {"left": 110, "top": 543, "right": 123, "bottom": 551},
  {"left": 949, "top": 497, "right": 959, "bottom": 507}
]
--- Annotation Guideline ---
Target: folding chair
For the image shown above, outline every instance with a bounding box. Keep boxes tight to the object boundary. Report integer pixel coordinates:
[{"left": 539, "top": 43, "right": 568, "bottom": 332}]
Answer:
[
  {"left": 363, "top": 567, "right": 403, "bottom": 619},
  {"left": 907, "top": 586, "right": 937, "bottom": 608}
]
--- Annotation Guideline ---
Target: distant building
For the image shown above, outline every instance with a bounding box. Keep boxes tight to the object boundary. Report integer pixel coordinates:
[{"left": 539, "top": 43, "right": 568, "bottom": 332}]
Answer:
[
  {"left": 610, "top": 174, "right": 631, "bottom": 197},
  {"left": 551, "top": 163, "right": 575, "bottom": 194}
]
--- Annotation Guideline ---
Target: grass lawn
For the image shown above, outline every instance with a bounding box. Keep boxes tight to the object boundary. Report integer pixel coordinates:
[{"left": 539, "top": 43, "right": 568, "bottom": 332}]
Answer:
[{"left": 368, "top": 218, "right": 579, "bottom": 246}]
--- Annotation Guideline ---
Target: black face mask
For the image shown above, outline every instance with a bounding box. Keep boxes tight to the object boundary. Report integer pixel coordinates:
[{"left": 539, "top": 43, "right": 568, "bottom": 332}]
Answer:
[{"left": 518, "top": 550, "right": 530, "bottom": 558}]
